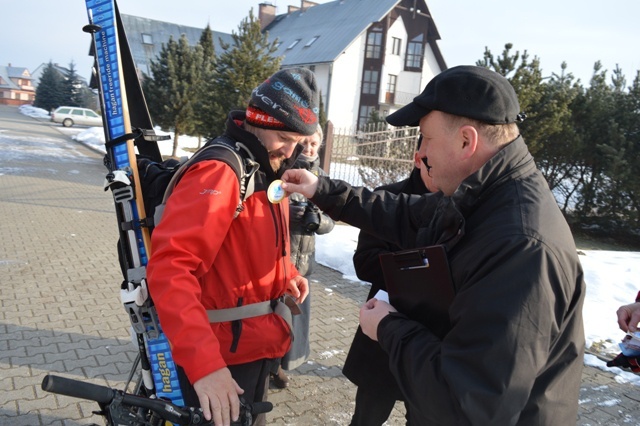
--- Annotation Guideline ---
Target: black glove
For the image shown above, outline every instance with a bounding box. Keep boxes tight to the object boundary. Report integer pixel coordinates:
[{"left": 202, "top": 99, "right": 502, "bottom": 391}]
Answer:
[
  {"left": 302, "top": 205, "right": 321, "bottom": 232},
  {"left": 606, "top": 353, "right": 640, "bottom": 373},
  {"left": 289, "top": 204, "right": 306, "bottom": 221}
]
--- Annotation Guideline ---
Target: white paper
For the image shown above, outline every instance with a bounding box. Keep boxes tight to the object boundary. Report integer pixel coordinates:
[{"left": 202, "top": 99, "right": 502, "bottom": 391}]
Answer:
[{"left": 374, "top": 289, "right": 390, "bottom": 303}]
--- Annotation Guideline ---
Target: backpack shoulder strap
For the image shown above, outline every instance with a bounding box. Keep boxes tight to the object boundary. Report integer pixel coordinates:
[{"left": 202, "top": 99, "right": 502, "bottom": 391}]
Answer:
[{"left": 162, "top": 135, "right": 260, "bottom": 218}]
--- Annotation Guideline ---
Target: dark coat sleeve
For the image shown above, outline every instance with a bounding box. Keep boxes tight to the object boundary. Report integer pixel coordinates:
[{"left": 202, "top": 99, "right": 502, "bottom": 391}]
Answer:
[
  {"left": 352, "top": 171, "right": 428, "bottom": 287},
  {"left": 310, "top": 177, "right": 439, "bottom": 250}
]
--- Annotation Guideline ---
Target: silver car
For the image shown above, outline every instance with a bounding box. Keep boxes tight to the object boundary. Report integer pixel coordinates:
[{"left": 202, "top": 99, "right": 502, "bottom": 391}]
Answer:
[{"left": 51, "top": 106, "right": 103, "bottom": 127}]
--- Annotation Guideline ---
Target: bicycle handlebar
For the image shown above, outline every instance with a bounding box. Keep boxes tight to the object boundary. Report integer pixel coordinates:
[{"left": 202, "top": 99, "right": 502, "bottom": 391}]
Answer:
[
  {"left": 42, "top": 374, "right": 115, "bottom": 404},
  {"left": 41, "top": 374, "right": 273, "bottom": 426}
]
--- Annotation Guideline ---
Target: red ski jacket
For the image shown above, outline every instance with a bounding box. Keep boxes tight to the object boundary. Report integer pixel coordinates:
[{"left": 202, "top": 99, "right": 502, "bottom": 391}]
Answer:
[{"left": 148, "top": 119, "right": 301, "bottom": 384}]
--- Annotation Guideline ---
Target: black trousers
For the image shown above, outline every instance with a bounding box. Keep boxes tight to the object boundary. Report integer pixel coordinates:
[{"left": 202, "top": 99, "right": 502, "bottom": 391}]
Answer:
[
  {"left": 350, "top": 385, "right": 412, "bottom": 426},
  {"left": 178, "top": 359, "right": 276, "bottom": 426}
]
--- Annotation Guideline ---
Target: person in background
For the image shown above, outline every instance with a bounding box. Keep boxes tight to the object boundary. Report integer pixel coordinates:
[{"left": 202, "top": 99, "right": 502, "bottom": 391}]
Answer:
[
  {"left": 147, "top": 68, "right": 319, "bottom": 426},
  {"left": 343, "top": 135, "right": 430, "bottom": 425},
  {"left": 281, "top": 65, "right": 586, "bottom": 425},
  {"left": 271, "top": 124, "right": 335, "bottom": 388},
  {"left": 607, "top": 291, "right": 640, "bottom": 373},
  {"left": 616, "top": 291, "right": 640, "bottom": 333}
]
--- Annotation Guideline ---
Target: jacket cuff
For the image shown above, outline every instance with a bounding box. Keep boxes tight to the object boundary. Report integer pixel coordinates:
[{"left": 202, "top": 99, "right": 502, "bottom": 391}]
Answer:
[
  {"left": 377, "top": 311, "right": 410, "bottom": 348},
  {"left": 636, "top": 290, "right": 640, "bottom": 303}
]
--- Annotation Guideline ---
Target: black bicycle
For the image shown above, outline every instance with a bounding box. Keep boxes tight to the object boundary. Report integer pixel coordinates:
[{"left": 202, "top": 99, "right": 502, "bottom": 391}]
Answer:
[{"left": 41, "top": 374, "right": 272, "bottom": 426}]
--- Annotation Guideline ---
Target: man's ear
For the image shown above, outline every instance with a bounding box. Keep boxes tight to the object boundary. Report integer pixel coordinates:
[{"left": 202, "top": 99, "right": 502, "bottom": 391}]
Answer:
[
  {"left": 413, "top": 151, "right": 421, "bottom": 168},
  {"left": 459, "top": 125, "right": 478, "bottom": 160}
]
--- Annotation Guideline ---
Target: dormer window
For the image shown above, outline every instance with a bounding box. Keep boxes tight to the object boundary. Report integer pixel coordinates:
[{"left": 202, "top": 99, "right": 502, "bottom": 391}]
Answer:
[
  {"left": 287, "top": 39, "right": 301, "bottom": 50},
  {"left": 305, "top": 36, "right": 319, "bottom": 47}
]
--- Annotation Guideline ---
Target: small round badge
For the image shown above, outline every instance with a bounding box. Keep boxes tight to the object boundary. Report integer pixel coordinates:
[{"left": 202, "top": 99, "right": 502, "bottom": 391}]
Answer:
[{"left": 267, "top": 179, "right": 286, "bottom": 204}]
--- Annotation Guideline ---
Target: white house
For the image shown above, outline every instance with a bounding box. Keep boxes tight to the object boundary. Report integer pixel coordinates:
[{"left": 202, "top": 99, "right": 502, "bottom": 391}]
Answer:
[
  {"left": 116, "top": 0, "right": 446, "bottom": 131},
  {"left": 259, "top": 0, "right": 446, "bottom": 130},
  {"left": 0, "top": 64, "right": 35, "bottom": 106}
]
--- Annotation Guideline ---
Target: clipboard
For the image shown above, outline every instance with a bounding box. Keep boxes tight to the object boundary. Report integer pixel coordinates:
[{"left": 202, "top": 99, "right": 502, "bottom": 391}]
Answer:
[{"left": 379, "top": 245, "right": 455, "bottom": 338}]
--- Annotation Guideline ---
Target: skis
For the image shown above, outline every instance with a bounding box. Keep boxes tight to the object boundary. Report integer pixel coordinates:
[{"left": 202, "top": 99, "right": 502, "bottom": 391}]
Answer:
[{"left": 83, "top": 0, "right": 184, "bottom": 406}]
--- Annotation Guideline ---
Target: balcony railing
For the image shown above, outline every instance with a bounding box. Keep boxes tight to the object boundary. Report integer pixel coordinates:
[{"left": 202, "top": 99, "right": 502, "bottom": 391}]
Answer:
[{"left": 382, "top": 90, "right": 417, "bottom": 106}]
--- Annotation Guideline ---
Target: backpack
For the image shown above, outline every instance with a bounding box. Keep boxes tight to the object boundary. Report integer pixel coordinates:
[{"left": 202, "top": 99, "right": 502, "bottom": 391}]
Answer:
[{"left": 137, "top": 135, "right": 260, "bottom": 234}]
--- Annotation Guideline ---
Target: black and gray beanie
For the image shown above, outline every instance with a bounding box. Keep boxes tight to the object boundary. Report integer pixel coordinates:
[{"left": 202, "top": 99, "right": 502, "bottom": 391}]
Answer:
[{"left": 246, "top": 68, "right": 320, "bottom": 136}]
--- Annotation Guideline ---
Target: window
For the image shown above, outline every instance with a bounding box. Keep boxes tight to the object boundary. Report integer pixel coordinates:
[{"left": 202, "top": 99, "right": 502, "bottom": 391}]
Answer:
[
  {"left": 142, "top": 33, "right": 153, "bottom": 45},
  {"left": 305, "top": 36, "right": 319, "bottom": 47},
  {"left": 405, "top": 34, "right": 424, "bottom": 69},
  {"left": 385, "top": 74, "right": 397, "bottom": 104},
  {"left": 391, "top": 37, "right": 401, "bottom": 55},
  {"left": 365, "top": 28, "right": 383, "bottom": 59},
  {"left": 287, "top": 39, "right": 301, "bottom": 50},
  {"left": 362, "top": 70, "right": 379, "bottom": 95},
  {"left": 386, "top": 74, "right": 397, "bottom": 94},
  {"left": 359, "top": 105, "right": 377, "bottom": 125}
]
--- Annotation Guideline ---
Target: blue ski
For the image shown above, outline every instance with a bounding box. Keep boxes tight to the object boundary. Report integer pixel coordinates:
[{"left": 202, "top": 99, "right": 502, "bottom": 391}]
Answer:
[{"left": 83, "top": 0, "right": 184, "bottom": 407}]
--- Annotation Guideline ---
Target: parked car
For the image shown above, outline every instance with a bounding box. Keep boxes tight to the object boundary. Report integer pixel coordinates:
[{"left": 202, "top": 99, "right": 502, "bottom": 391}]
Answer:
[{"left": 51, "top": 106, "right": 103, "bottom": 127}]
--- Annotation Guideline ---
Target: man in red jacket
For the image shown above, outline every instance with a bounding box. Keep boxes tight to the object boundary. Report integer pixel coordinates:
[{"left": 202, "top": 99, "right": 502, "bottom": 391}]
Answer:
[{"left": 147, "top": 68, "right": 319, "bottom": 426}]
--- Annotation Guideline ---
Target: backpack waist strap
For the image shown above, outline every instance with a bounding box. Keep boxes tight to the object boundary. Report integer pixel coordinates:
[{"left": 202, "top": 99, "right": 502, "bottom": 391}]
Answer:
[{"left": 206, "top": 295, "right": 301, "bottom": 338}]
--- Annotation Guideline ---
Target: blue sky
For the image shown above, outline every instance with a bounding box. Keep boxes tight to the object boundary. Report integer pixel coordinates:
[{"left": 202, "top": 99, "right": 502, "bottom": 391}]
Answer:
[{"left": 2, "top": 0, "right": 639, "bottom": 86}]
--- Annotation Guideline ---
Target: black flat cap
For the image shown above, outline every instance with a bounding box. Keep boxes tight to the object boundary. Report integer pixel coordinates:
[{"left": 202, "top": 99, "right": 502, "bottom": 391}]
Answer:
[{"left": 386, "top": 65, "right": 522, "bottom": 127}]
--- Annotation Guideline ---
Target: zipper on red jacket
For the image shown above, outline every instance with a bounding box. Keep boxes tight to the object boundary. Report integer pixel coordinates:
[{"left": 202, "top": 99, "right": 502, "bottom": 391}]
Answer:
[{"left": 267, "top": 201, "right": 288, "bottom": 257}]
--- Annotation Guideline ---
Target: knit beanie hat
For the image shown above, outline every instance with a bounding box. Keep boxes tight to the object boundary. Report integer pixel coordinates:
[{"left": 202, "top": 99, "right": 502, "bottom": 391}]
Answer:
[{"left": 246, "top": 68, "right": 320, "bottom": 136}]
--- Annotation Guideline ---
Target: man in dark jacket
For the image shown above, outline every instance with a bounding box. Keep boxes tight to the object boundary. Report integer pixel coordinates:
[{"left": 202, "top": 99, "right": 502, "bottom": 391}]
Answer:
[
  {"left": 343, "top": 136, "right": 429, "bottom": 425},
  {"left": 282, "top": 65, "right": 586, "bottom": 425}
]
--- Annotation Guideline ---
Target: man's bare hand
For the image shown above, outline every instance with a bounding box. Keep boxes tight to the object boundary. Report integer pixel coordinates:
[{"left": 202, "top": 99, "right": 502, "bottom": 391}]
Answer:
[
  {"left": 617, "top": 302, "right": 640, "bottom": 332},
  {"left": 193, "top": 367, "right": 244, "bottom": 426},
  {"left": 281, "top": 169, "right": 319, "bottom": 199},
  {"left": 359, "top": 298, "right": 397, "bottom": 341},
  {"left": 287, "top": 275, "right": 309, "bottom": 304}
]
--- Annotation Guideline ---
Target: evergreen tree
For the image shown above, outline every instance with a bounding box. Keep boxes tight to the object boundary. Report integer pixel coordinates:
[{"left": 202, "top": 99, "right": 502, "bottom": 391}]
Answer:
[
  {"left": 317, "top": 91, "right": 327, "bottom": 130},
  {"left": 211, "top": 8, "right": 282, "bottom": 135},
  {"left": 34, "top": 61, "right": 64, "bottom": 112},
  {"left": 61, "top": 61, "right": 82, "bottom": 107},
  {"left": 193, "top": 24, "right": 218, "bottom": 145},
  {"left": 589, "top": 65, "right": 639, "bottom": 231},
  {"left": 533, "top": 63, "right": 582, "bottom": 213},
  {"left": 144, "top": 35, "right": 202, "bottom": 157}
]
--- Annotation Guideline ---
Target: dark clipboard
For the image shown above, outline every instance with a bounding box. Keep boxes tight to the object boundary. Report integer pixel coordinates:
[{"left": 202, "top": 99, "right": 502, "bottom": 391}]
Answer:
[{"left": 379, "top": 245, "right": 455, "bottom": 338}]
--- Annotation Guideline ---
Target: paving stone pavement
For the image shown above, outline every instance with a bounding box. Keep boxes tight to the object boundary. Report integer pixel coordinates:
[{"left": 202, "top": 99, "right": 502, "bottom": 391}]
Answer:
[{"left": 1, "top": 105, "right": 640, "bottom": 425}]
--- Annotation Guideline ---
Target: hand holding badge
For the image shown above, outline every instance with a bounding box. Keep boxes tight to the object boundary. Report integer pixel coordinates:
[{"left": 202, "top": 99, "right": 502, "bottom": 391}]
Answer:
[{"left": 606, "top": 331, "right": 640, "bottom": 373}]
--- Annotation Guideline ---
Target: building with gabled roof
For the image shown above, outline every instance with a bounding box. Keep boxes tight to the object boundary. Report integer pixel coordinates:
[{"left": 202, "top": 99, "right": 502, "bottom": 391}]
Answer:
[
  {"left": 260, "top": 0, "right": 446, "bottom": 129},
  {"left": 120, "top": 14, "right": 234, "bottom": 78},
  {"left": 31, "top": 62, "right": 90, "bottom": 89},
  {"left": 107, "top": 0, "right": 447, "bottom": 131},
  {"left": 0, "top": 64, "right": 35, "bottom": 106}
]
